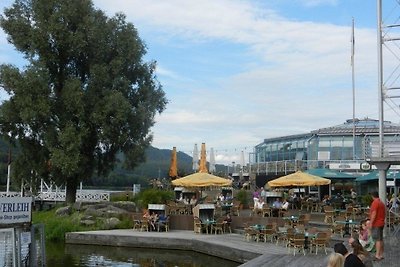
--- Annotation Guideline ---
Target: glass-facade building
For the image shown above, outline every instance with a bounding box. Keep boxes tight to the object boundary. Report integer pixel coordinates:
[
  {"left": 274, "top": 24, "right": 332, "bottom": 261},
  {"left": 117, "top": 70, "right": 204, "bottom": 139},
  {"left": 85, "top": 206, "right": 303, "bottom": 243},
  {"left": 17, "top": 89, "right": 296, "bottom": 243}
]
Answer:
[{"left": 251, "top": 118, "right": 400, "bottom": 173}]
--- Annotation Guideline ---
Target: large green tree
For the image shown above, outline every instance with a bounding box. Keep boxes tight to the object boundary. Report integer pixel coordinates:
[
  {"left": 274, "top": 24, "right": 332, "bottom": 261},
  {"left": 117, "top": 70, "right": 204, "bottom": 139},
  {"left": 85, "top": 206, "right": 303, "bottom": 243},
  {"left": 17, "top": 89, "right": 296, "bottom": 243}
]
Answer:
[{"left": 0, "top": 0, "right": 167, "bottom": 203}]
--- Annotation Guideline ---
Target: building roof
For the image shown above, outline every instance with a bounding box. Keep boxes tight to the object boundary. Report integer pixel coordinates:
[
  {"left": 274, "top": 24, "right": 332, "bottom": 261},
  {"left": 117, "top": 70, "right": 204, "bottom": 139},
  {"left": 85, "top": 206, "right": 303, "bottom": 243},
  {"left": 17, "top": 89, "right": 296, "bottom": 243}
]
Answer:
[
  {"left": 257, "top": 118, "right": 400, "bottom": 147},
  {"left": 312, "top": 118, "right": 400, "bottom": 135}
]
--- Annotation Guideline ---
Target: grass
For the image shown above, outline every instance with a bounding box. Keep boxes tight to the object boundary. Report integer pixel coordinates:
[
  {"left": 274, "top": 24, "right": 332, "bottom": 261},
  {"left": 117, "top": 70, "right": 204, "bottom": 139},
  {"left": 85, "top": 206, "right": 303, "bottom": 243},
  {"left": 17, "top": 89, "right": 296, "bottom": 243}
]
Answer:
[{"left": 32, "top": 207, "right": 133, "bottom": 242}]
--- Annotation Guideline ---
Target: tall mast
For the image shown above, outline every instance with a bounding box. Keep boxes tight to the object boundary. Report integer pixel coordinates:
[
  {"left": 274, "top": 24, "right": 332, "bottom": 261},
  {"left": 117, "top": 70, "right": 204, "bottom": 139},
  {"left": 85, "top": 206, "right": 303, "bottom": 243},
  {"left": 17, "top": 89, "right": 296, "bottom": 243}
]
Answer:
[{"left": 351, "top": 17, "right": 356, "bottom": 160}]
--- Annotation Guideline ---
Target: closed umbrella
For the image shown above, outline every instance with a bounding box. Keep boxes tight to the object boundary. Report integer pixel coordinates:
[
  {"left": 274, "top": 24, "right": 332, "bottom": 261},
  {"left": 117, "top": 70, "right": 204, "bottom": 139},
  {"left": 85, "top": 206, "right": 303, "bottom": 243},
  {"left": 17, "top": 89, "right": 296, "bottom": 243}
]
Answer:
[
  {"left": 168, "top": 147, "right": 178, "bottom": 179},
  {"left": 198, "top": 142, "right": 208, "bottom": 173}
]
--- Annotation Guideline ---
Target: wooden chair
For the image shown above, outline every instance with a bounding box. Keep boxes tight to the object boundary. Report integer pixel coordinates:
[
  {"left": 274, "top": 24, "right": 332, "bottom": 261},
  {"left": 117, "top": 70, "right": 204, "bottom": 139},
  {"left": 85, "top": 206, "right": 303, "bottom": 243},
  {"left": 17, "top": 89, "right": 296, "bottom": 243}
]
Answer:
[
  {"left": 310, "top": 232, "right": 328, "bottom": 255},
  {"left": 278, "top": 208, "right": 288, "bottom": 217},
  {"left": 285, "top": 228, "right": 296, "bottom": 247},
  {"left": 244, "top": 227, "right": 259, "bottom": 242},
  {"left": 262, "top": 204, "right": 271, "bottom": 217},
  {"left": 211, "top": 217, "right": 225, "bottom": 234},
  {"left": 157, "top": 216, "right": 170, "bottom": 232},
  {"left": 194, "top": 217, "right": 205, "bottom": 234},
  {"left": 275, "top": 227, "right": 288, "bottom": 246},
  {"left": 323, "top": 206, "right": 335, "bottom": 224},
  {"left": 331, "top": 215, "right": 347, "bottom": 237},
  {"left": 139, "top": 219, "right": 149, "bottom": 232},
  {"left": 260, "top": 224, "right": 276, "bottom": 243},
  {"left": 288, "top": 233, "right": 306, "bottom": 256},
  {"left": 132, "top": 214, "right": 142, "bottom": 231}
]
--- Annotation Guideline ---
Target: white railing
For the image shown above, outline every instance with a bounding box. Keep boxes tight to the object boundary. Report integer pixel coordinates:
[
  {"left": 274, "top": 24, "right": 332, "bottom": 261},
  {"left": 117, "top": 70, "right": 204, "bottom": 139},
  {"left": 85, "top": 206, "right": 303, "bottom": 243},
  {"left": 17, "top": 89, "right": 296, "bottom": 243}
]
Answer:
[
  {"left": 0, "top": 192, "right": 21, "bottom": 198},
  {"left": 35, "top": 190, "right": 110, "bottom": 202}
]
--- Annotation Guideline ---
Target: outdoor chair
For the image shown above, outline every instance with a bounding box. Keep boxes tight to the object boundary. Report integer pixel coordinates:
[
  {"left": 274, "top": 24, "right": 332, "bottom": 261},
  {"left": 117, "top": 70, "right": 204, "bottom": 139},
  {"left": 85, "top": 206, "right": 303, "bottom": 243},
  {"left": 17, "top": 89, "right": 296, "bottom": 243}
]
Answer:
[
  {"left": 275, "top": 227, "right": 288, "bottom": 246},
  {"left": 284, "top": 228, "right": 296, "bottom": 247},
  {"left": 262, "top": 204, "right": 271, "bottom": 217},
  {"left": 223, "top": 221, "right": 232, "bottom": 233},
  {"left": 139, "top": 219, "right": 149, "bottom": 232},
  {"left": 331, "top": 215, "right": 347, "bottom": 237},
  {"left": 157, "top": 216, "right": 170, "bottom": 232},
  {"left": 310, "top": 232, "right": 328, "bottom": 255},
  {"left": 323, "top": 206, "right": 335, "bottom": 224},
  {"left": 244, "top": 227, "right": 259, "bottom": 242},
  {"left": 211, "top": 217, "right": 225, "bottom": 234},
  {"left": 194, "top": 217, "right": 206, "bottom": 234},
  {"left": 231, "top": 204, "right": 240, "bottom": 216},
  {"left": 288, "top": 233, "right": 306, "bottom": 256},
  {"left": 260, "top": 224, "right": 276, "bottom": 243},
  {"left": 132, "top": 214, "right": 142, "bottom": 231},
  {"left": 278, "top": 208, "right": 288, "bottom": 217}
]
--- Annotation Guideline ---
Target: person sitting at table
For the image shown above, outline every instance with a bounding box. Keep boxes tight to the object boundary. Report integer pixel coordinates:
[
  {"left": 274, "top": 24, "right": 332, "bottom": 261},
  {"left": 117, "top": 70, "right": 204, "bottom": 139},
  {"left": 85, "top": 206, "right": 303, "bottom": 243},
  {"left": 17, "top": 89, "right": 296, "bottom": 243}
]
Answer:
[
  {"left": 272, "top": 198, "right": 282, "bottom": 209},
  {"left": 282, "top": 198, "right": 289, "bottom": 210},
  {"left": 149, "top": 212, "right": 158, "bottom": 231},
  {"left": 322, "top": 194, "right": 331, "bottom": 206},
  {"left": 189, "top": 195, "right": 197, "bottom": 205},
  {"left": 183, "top": 197, "right": 190, "bottom": 205}
]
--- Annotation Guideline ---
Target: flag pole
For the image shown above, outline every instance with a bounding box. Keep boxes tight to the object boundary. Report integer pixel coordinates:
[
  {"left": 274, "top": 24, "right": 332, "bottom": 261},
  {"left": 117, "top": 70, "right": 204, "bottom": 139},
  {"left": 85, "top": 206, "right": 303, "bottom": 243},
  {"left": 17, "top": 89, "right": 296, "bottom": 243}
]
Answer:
[
  {"left": 6, "top": 148, "right": 11, "bottom": 195},
  {"left": 351, "top": 17, "right": 356, "bottom": 160}
]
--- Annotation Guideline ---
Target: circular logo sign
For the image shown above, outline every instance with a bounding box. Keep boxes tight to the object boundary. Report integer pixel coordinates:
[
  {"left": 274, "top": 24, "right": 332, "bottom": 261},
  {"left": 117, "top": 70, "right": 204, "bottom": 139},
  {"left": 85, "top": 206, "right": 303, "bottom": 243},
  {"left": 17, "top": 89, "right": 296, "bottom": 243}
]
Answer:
[{"left": 360, "top": 162, "right": 371, "bottom": 171}]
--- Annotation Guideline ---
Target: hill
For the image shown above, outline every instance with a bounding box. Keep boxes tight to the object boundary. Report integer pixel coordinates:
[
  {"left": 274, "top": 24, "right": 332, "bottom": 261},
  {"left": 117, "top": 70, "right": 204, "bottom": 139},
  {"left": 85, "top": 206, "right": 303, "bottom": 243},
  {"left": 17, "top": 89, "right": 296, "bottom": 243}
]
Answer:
[
  {"left": 0, "top": 138, "right": 228, "bottom": 189},
  {"left": 88, "top": 146, "right": 228, "bottom": 188}
]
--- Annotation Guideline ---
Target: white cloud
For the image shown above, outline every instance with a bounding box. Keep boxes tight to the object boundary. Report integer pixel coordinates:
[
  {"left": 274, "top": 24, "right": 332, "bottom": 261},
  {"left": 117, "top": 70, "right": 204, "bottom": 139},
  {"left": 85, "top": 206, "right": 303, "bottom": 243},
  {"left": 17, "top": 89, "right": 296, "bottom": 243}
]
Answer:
[
  {"left": 297, "top": 0, "right": 338, "bottom": 7},
  {"left": 1, "top": 1, "right": 397, "bottom": 165}
]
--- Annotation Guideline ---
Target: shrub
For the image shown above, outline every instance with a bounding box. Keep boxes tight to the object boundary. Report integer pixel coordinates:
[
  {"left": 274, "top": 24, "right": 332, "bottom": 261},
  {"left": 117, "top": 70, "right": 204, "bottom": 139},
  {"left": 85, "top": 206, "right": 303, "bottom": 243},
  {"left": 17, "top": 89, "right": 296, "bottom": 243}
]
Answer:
[
  {"left": 361, "top": 194, "right": 373, "bottom": 206},
  {"left": 133, "top": 188, "right": 174, "bottom": 210},
  {"left": 33, "top": 209, "right": 91, "bottom": 242},
  {"left": 236, "top": 189, "right": 249, "bottom": 206}
]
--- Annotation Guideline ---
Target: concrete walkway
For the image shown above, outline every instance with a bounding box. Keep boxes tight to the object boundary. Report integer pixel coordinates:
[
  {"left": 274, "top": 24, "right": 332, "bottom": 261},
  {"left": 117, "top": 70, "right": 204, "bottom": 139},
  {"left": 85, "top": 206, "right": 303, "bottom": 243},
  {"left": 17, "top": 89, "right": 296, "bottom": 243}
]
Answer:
[{"left": 66, "top": 229, "right": 399, "bottom": 267}]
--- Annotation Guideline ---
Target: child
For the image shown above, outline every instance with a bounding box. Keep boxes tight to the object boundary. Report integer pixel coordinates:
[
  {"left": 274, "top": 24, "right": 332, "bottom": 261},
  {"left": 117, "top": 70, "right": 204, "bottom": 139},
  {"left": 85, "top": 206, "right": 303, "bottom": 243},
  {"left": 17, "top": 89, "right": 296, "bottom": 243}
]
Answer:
[{"left": 358, "top": 219, "right": 374, "bottom": 252}]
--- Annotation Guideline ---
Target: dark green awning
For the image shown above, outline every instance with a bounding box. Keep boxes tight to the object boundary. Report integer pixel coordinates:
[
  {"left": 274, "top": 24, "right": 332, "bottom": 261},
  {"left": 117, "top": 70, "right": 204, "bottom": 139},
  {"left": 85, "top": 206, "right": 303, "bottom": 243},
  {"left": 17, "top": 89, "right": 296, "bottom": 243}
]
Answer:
[
  {"left": 355, "top": 170, "right": 400, "bottom": 182},
  {"left": 305, "top": 168, "right": 356, "bottom": 179}
]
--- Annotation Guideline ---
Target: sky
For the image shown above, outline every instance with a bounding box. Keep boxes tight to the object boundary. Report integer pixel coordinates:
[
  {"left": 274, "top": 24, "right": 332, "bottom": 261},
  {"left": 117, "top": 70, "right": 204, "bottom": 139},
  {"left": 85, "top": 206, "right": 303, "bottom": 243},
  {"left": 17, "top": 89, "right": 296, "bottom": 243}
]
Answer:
[{"left": 1, "top": 0, "right": 400, "bottom": 166}]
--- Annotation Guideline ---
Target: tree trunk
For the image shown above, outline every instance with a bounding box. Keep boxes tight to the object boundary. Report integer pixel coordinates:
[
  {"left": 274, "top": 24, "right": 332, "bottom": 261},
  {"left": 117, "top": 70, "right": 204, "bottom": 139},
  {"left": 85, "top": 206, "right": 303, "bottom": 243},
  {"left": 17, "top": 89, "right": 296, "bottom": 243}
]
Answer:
[{"left": 65, "top": 179, "right": 78, "bottom": 204}]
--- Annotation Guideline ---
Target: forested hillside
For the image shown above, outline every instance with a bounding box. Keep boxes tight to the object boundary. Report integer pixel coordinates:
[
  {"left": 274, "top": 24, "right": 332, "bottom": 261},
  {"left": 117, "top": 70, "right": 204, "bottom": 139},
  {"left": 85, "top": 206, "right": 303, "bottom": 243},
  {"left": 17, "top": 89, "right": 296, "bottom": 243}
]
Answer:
[{"left": 0, "top": 140, "right": 227, "bottom": 189}]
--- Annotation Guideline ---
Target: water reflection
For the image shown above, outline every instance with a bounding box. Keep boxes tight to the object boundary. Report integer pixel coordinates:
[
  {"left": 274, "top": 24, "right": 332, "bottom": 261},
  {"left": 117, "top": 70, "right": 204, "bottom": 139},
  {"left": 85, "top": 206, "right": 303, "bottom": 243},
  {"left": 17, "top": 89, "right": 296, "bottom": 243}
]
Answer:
[{"left": 46, "top": 242, "right": 240, "bottom": 267}]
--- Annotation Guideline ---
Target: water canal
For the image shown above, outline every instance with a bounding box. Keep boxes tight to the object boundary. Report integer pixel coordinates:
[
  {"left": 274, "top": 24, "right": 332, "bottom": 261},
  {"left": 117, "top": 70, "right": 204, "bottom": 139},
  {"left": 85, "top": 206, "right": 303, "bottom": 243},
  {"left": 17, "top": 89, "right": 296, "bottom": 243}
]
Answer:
[{"left": 46, "top": 241, "right": 241, "bottom": 267}]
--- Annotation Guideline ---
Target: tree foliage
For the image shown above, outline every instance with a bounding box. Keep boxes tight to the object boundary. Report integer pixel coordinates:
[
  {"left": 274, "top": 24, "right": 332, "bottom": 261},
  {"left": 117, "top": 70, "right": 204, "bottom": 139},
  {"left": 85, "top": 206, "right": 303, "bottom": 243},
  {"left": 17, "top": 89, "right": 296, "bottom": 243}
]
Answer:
[{"left": 0, "top": 0, "right": 167, "bottom": 203}]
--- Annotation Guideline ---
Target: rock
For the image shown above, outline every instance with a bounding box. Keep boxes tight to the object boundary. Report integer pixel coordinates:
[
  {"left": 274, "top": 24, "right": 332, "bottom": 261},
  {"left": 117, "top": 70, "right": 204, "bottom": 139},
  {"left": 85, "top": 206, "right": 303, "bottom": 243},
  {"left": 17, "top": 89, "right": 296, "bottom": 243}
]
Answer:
[
  {"left": 84, "top": 204, "right": 129, "bottom": 218},
  {"left": 55, "top": 206, "right": 72, "bottom": 216},
  {"left": 81, "top": 219, "right": 96, "bottom": 226},
  {"left": 112, "top": 201, "right": 137, "bottom": 212},
  {"left": 73, "top": 201, "right": 82, "bottom": 211},
  {"left": 103, "top": 217, "right": 120, "bottom": 229}
]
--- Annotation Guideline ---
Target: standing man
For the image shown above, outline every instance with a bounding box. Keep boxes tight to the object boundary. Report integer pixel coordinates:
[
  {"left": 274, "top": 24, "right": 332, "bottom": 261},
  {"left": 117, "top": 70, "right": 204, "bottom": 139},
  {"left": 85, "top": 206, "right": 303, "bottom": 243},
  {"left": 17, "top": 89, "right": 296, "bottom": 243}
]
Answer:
[{"left": 369, "top": 191, "right": 386, "bottom": 261}]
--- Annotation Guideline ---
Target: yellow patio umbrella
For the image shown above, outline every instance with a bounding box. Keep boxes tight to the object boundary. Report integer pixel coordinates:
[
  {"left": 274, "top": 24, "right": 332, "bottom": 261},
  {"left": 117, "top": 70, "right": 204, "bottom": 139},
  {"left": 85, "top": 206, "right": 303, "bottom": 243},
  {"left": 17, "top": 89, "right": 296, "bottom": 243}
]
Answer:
[
  {"left": 198, "top": 142, "right": 208, "bottom": 173},
  {"left": 168, "top": 146, "right": 178, "bottom": 179},
  {"left": 171, "top": 172, "right": 232, "bottom": 187},
  {"left": 267, "top": 171, "right": 331, "bottom": 187}
]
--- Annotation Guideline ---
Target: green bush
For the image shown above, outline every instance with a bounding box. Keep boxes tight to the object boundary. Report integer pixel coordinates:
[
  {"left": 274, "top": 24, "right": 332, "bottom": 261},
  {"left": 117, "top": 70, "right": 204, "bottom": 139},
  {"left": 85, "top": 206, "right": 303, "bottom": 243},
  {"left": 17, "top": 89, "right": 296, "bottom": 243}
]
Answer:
[
  {"left": 361, "top": 194, "right": 373, "bottom": 207},
  {"left": 133, "top": 188, "right": 174, "bottom": 210},
  {"left": 110, "top": 191, "right": 134, "bottom": 201},
  {"left": 236, "top": 189, "right": 249, "bottom": 206},
  {"left": 33, "top": 210, "right": 92, "bottom": 242}
]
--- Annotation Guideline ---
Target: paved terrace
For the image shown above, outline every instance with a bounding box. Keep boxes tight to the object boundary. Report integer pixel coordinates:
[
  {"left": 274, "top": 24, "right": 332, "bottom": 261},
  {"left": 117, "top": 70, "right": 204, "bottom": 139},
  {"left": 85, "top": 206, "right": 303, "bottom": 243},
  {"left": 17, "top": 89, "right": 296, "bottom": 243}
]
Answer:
[{"left": 65, "top": 228, "right": 398, "bottom": 267}]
